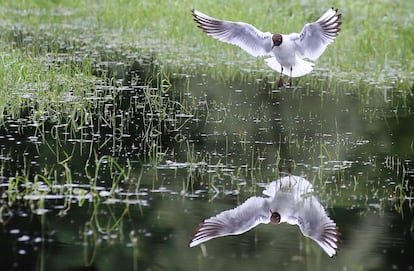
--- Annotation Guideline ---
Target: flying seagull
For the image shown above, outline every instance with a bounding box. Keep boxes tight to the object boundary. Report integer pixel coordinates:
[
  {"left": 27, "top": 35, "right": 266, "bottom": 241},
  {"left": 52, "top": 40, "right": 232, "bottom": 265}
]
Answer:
[
  {"left": 192, "top": 8, "right": 341, "bottom": 87},
  {"left": 189, "top": 176, "right": 341, "bottom": 257}
]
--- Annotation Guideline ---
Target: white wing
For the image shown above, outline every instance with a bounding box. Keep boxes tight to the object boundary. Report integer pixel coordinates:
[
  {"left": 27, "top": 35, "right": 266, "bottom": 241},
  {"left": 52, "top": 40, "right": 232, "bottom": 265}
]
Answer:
[
  {"left": 192, "top": 9, "right": 273, "bottom": 57},
  {"left": 294, "top": 8, "right": 342, "bottom": 60},
  {"left": 189, "top": 196, "right": 270, "bottom": 247},
  {"left": 296, "top": 196, "right": 341, "bottom": 257}
]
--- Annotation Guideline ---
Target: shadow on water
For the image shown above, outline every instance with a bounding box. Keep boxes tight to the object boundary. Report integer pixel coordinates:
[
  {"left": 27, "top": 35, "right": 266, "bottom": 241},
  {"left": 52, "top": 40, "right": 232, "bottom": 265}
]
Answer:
[{"left": 0, "top": 50, "right": 413, "bottom": 270}]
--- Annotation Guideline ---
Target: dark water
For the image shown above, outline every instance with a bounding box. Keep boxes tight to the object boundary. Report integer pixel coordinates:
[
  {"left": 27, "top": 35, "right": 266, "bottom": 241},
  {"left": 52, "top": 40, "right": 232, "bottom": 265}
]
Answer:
[{"left": 0, "top": 59, "right": 413, "bottom": 271}]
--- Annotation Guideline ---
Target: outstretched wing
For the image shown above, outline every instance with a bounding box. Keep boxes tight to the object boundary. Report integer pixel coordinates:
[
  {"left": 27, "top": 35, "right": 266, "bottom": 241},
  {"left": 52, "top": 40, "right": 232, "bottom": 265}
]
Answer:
[
  {"left": 189, "top": 196, "right": 270, "bottom": 247},
  {"left": 296, "top": 197, "right": 341, "bottom": 257},
  {"left": 192, "top": 9, "right": 273, "bottom": 57},
  {"left": 294, "top": 8, "right": 342, "bottom": 61}
]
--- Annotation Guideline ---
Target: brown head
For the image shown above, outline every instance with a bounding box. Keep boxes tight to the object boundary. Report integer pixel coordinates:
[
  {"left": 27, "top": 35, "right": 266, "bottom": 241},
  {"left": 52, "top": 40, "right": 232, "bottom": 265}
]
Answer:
[
  {"left": 272, "top": 34, "right": 283, "bottom": 48},
  {"left": 270, "top": 211, "right": 281, "bottom": 224}
]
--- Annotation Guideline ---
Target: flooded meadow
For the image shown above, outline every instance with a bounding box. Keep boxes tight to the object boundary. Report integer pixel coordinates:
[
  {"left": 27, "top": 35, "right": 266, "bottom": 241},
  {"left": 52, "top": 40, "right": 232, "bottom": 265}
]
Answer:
[{"left": 0, "top": 1, "right": 414, "bottom": 271}]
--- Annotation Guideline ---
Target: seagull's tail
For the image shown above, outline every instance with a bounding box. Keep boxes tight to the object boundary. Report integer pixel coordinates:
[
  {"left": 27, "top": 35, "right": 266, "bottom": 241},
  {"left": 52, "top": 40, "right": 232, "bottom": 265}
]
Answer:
[{"left": 264, "top": 57, "right": 314, "bottom": 77}]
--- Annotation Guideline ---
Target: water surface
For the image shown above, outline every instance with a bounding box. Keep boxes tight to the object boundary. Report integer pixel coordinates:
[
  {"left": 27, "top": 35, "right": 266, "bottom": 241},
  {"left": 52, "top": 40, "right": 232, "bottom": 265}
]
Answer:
[{"left": 1, "top": 62, "right": 413, "bottom": 271}]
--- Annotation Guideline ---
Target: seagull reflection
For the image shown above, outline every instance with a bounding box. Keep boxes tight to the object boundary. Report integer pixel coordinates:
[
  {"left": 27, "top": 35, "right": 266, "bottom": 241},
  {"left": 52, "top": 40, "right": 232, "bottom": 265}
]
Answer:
[{"left": 189, "top": 175, "right": 341, "bottom": 257}]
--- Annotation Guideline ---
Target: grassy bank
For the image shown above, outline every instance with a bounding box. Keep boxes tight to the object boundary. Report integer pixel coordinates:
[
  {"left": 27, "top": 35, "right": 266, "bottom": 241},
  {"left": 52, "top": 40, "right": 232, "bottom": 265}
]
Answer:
[{"left": 1, "top": 0, "right": 413, "bottom": 84}]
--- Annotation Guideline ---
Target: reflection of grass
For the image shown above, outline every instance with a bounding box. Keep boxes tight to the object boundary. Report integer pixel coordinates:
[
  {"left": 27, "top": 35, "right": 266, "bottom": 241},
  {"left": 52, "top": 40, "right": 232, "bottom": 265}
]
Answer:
[
  {"left": 3, "top": 151, "right": 138, "bottom": 265},
  {"left": 5, "top": 153, "right": 133, "bottom": 212}
]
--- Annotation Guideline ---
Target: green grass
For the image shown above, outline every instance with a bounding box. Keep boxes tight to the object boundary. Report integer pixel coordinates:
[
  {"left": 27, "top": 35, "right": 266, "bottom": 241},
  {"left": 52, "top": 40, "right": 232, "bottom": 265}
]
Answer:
[
  {"left": 1, "top": 0, "right": 413, "bottom": 88},
  {"left": 0, "top": 48, "right": 95, "bottom": 124}
]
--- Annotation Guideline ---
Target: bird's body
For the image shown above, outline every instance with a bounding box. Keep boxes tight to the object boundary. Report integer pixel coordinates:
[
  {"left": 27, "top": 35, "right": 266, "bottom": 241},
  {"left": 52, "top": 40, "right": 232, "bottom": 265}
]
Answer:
[
  {"left": 273, "top": 34, "right": 298, "bottom": 68},
  {"left": 265, "top": 33, "right": 314, "bottom": 78},
  {"left": 189, "top": 176, "right": 341, "bottom": 257},
  {"left": 192, "top": 8, "right": 342, "bottom": 87}
]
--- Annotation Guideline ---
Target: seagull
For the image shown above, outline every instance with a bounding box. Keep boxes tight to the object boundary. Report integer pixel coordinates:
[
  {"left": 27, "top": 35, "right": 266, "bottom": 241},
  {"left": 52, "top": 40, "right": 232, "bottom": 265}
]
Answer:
[
  {"left": 192, "top": 8, "right": 341, "bottom": 87},
  {"left": 189, "top": 175, "right": 341, "bottom": 257}
]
